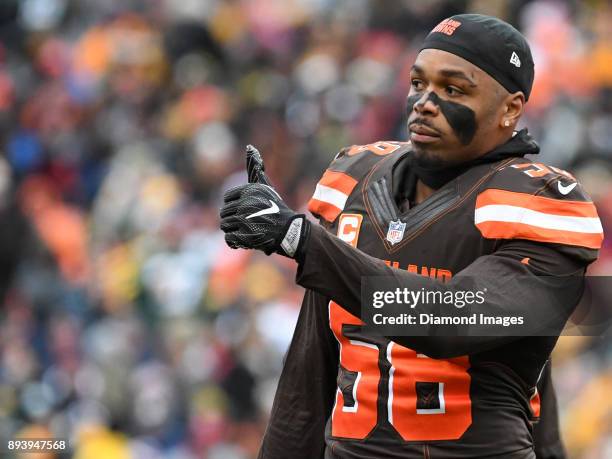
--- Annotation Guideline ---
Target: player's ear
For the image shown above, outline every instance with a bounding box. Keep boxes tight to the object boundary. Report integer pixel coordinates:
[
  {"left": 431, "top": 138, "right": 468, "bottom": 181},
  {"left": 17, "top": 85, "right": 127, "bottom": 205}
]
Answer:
[{"left": 500, "top": 92, "right": 524, "bottom": 129}]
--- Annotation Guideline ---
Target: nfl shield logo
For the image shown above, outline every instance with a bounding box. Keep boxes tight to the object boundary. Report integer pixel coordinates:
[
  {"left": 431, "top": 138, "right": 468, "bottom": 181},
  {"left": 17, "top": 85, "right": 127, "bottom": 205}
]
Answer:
[{"left": 386, "top": 220, "right": 406, "bottom": 245}]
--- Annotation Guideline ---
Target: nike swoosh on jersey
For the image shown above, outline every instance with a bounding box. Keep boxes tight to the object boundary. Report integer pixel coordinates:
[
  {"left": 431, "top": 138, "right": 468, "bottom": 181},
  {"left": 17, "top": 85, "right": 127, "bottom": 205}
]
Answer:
[
  {"left": 246, "top": 200, "right": 279, "bottom": 219},
  {"left": 557, "top": 181, "right": 577, "bottom": 195}
]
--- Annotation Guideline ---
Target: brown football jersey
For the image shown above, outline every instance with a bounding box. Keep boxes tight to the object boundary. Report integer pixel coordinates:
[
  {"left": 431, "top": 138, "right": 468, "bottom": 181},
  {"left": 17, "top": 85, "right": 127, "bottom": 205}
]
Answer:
[{"left": 259, "top": 131, "right": 602, "bottom": 459}]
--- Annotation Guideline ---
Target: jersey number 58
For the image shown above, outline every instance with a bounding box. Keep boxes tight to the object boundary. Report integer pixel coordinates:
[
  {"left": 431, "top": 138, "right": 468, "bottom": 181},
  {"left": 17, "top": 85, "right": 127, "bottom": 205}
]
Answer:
[{"left": 329, "top": 301, "right": 472, "bottom": 441}]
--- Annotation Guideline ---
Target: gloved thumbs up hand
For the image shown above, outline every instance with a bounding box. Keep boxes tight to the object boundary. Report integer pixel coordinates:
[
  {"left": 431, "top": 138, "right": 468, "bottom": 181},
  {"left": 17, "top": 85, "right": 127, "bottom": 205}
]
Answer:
[{"left": 220, "top": 144, "right": 311, "bottom": 260}]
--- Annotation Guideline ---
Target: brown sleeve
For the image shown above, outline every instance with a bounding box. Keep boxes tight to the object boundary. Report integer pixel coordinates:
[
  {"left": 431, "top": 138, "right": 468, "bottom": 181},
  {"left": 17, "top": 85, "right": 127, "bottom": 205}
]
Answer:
[
  {"left": 534, "top": 361, "right": 568, "bottom": 459},
  {"left": 258, "top": 289, "right": 338, "bottom": 459},
  {"left": 296, "top": 224, "right": 585, "bottom": 359}
]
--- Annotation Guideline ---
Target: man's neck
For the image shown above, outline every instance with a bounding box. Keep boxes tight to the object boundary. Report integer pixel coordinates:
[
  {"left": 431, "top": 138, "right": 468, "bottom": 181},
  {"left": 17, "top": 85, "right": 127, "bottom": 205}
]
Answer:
[
  {"left": 410, "top": 131, "right": 522, "bottom": 205},
  {"left": 414, "top": 179, "right": 435, "bottom": 205}
]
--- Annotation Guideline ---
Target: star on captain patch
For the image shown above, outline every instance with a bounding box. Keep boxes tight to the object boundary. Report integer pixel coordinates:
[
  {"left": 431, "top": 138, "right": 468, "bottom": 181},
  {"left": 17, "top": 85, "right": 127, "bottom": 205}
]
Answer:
[{"left": 386, "top": 219, "right": 406, "bottom": 245}]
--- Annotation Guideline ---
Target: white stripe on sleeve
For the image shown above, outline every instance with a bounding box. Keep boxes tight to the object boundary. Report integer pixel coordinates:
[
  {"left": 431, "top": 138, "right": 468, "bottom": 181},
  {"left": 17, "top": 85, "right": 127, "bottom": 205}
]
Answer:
[
  {"left": 312, "top": 183, "right": 349, "bottom": 210},
  {"left": 475, "top": 204, "right": 603, "bottom": 234}
]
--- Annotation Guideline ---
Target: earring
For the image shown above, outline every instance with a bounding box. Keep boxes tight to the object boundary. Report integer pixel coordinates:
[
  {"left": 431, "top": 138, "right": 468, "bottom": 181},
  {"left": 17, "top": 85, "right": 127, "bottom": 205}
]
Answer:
[{"left": 504, "top": 120, "right": 510, "bottom": 127}]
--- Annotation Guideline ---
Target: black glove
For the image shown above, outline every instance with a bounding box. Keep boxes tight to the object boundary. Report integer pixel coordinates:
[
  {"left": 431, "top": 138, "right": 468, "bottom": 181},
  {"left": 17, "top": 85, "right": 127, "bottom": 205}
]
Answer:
[
  {"left": 246, "top": 144, "right": 273, "bottom": 186},
  {"left": 219, "top": 146, "right": 310, "bottom": 259}
]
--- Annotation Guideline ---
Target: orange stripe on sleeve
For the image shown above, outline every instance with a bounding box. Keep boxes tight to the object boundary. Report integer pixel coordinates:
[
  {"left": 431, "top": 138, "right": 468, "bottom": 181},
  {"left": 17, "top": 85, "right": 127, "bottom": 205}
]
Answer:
[
  {"left": 308, "top": 198, "right": 342, "bottom": 222},
  {"left": 307, "top": 170, "right": 358, "bottom": 222},
  {"left": 318, "top": 170, "right": 358, "bottom": 195},
  {"left": 475, "top": 220, "right": 603, "bottom": 249},
  {"left": 475, "top": 189, "right": 604, "bottom": 249}
]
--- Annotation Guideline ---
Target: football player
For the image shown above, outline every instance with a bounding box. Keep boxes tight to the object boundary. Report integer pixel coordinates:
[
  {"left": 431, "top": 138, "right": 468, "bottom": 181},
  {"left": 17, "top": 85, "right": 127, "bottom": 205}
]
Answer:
[{"left": 220, "top": 14, "right": 603, "bottom": 459}]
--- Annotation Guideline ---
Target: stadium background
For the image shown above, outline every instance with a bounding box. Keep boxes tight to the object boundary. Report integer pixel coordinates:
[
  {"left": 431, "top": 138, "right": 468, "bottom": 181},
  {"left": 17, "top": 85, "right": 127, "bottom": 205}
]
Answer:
[{"left": 0, "top": 0, "right": 610, "bottom": 458}]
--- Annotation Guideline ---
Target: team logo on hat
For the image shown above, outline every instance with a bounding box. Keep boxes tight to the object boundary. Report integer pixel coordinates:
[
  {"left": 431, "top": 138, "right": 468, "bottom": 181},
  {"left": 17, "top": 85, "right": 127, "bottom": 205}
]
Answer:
[{"left": 431, "top": 18, "right": 462, "bottom": 36}]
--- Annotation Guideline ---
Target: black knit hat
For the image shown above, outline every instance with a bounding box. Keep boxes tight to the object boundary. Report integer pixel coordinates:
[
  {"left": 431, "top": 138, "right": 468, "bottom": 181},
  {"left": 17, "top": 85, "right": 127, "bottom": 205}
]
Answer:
[{"left": 420, "top": 14, "right": 535, "bottom": 101}]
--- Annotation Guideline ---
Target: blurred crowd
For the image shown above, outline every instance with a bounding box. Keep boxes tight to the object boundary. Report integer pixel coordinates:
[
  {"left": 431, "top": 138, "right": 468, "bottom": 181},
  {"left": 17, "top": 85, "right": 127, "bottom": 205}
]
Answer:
[{"left": 0, "top": 0, "right": 610, "bottom": 458}]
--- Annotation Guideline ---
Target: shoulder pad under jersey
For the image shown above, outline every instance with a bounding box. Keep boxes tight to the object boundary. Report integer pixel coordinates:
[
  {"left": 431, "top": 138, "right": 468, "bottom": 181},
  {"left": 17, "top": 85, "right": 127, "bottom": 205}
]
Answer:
[{"left": 308, "top": 141, "right": 410, "bottom": 223}]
